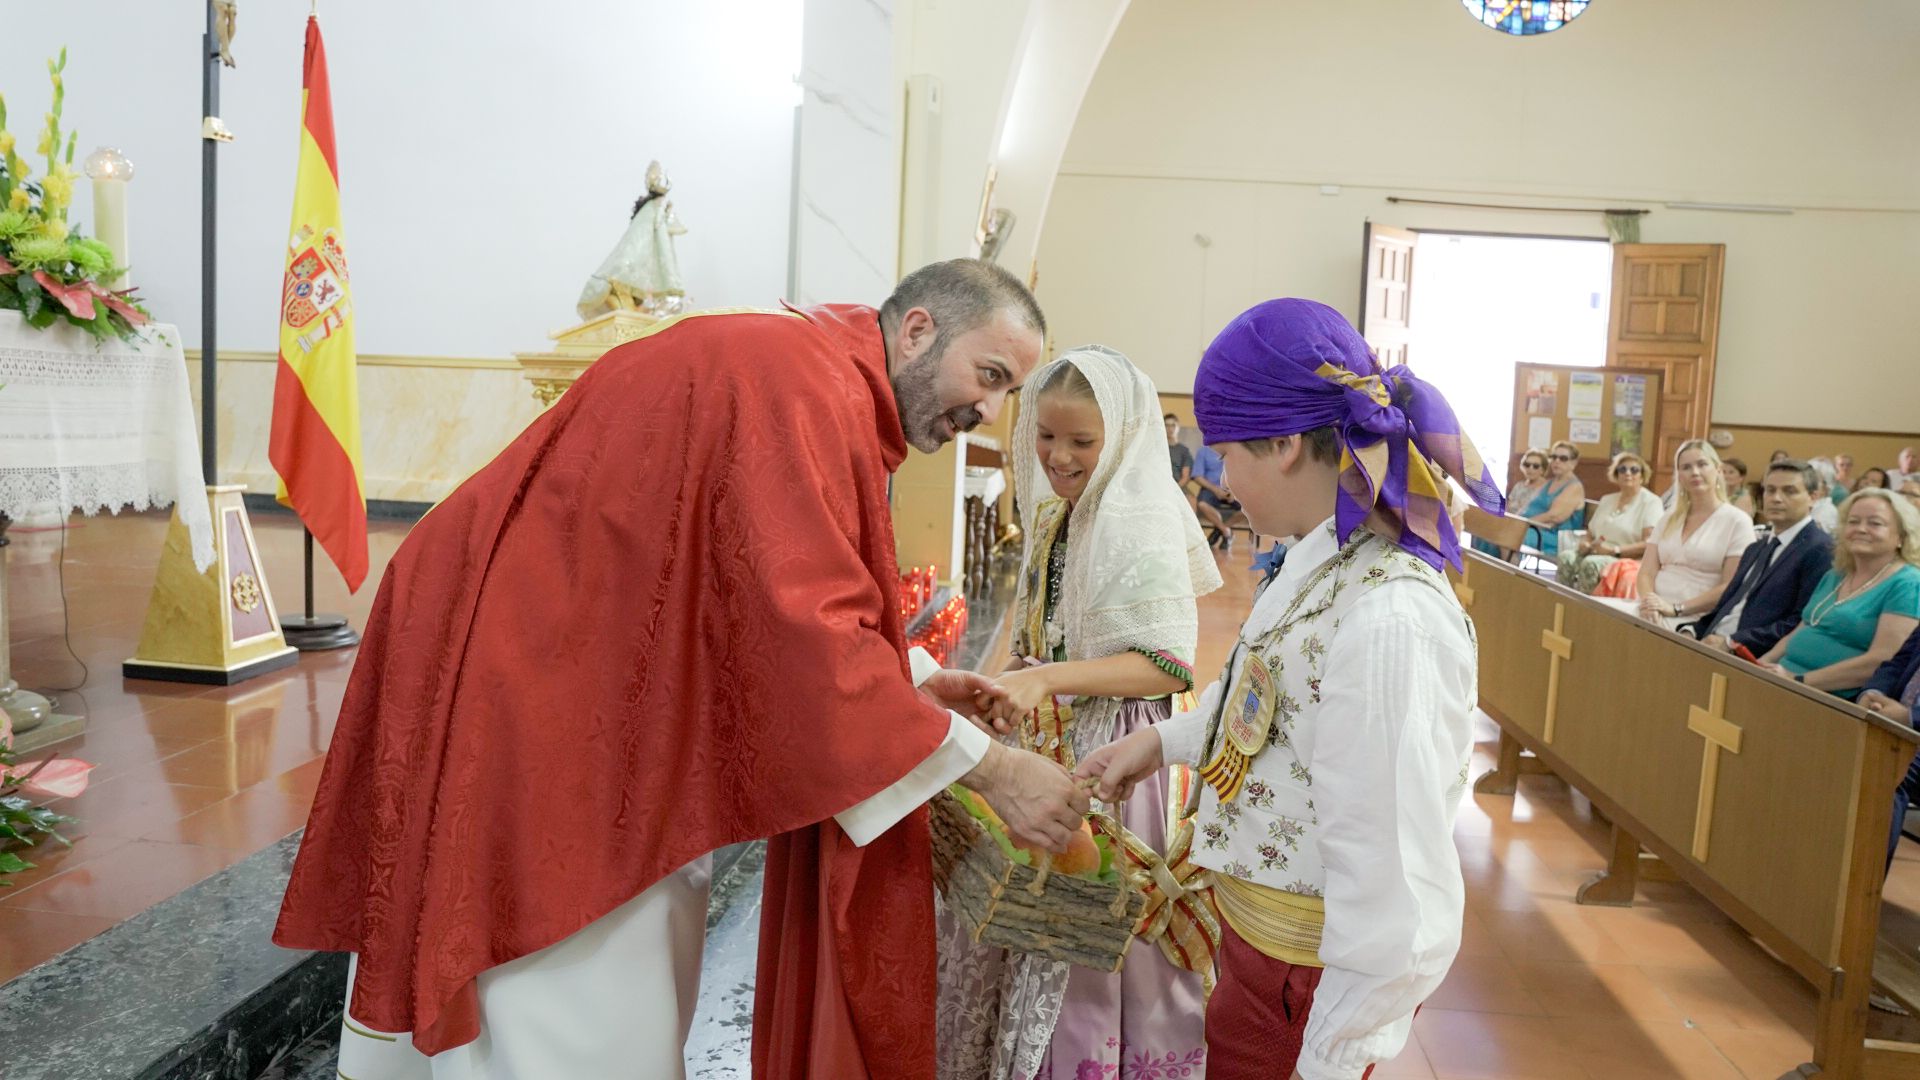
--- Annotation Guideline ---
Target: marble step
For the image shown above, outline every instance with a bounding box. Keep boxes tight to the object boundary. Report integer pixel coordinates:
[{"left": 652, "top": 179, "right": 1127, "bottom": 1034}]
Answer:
[{"left": 0, "top": 832, "right": 346, "bottom": 1080}]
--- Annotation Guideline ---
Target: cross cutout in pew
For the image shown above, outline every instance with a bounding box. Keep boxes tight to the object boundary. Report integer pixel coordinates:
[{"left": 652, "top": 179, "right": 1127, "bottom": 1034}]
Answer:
[
  {"left": 1687, "top": 672, "right": 1743, "bottom": 862},
  {"left": 1453, "top": 561, "right": 1475, "bottom": 608},
  {"left": 1540, "top": 603, "right": 1573, "bottom": 743}
]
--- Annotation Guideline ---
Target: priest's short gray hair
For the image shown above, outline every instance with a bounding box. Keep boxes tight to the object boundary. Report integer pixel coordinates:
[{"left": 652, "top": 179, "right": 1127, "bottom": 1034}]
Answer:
[{"left": 879, "top": 258, "right": 1046, "bottom": 348}]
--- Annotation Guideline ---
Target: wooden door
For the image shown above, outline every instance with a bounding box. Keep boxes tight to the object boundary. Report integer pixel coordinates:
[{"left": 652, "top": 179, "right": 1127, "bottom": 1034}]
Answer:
[
  {"left": 1359, "top": 223, "right": 1416, "bottom": 367},
  {"left": 1606, "top": 243, "right": 1725, "bottom": 493}
]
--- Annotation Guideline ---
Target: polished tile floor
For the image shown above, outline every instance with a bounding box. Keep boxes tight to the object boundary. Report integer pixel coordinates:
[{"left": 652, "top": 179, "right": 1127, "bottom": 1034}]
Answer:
[
  {"left": 0, "top": 508, "right": 403, "bottom": 981},
  {"left": 3, "top": 514, "right": 1915, "bottom": 1078}
]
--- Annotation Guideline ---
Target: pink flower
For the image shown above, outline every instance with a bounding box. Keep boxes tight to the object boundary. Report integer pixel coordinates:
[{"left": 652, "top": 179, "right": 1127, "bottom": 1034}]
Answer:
[
  {"left": 6, "top": 755, "right": 94, "bottom": 799},
  {"left": 0, "top": 253, "right": 16, "bottom": 275},
  {"left": 32, "top": 270, "right": 96, "bottom": 319},
  {"left": 86, "top": 281, "right": 148, "bottom": 325}
]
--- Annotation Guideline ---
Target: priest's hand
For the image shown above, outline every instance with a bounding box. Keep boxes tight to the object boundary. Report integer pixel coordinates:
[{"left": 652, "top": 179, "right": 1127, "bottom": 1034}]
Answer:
[
  {"left": 963, "top": 743, "right": 1089, "bottom": 854},
  {"left": 920, "top": 668, "right": 997, "bottom": 719},
  {"left": 1072, "top": 727, "right": 1164, "bottom": 804}
]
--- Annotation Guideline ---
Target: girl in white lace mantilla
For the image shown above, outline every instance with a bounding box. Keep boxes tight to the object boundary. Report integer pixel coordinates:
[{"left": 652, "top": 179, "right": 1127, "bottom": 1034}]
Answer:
[{"left": 936, "top": 345, "right": 1222, "bottom": 1080}]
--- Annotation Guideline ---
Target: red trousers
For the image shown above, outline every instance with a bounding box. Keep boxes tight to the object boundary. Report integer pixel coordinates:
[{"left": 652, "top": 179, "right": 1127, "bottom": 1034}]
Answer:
[{"left": 1205, "top": 923, "right": 1381, "bottom": 1080}]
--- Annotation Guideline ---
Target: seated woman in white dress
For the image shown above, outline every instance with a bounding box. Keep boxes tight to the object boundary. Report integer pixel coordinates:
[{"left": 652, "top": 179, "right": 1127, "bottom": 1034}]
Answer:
[
  {"left": 1557, "top": 451, "right": 1664, "bottom": 594},
  {"left": 1636, "top": 439, "right": 1757, "bottom": 629}
]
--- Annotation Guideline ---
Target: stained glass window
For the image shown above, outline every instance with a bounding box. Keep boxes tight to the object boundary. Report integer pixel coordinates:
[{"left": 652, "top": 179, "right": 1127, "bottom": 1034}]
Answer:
[{"left": 1460, "top": 0, "right": 1591, "bottom": 36}]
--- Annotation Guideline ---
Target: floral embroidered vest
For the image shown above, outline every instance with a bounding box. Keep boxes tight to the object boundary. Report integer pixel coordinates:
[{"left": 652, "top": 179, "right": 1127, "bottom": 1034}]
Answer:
[{"left": 1191, "top": 531, "right": 1474, "bottom": 896}]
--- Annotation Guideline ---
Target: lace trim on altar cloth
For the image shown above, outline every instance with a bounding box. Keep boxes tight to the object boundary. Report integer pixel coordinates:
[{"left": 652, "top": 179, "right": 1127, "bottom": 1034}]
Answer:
[
  {"left": 0, "top": 462, "right": 182, "bottom": 519},
  {"left": 0, "top": 463, "right": 214, "bottom": 571}
]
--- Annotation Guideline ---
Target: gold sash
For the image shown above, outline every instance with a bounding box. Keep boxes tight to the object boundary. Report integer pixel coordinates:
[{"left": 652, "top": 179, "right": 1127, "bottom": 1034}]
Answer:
[{"left": 1212, "top": 873, "right": 1325, "bottom": 967}]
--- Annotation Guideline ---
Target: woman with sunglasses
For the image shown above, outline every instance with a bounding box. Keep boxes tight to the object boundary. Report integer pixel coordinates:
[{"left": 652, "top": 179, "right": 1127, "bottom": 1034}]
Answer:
[
  {"left": 1519, "top": 441, "right": 1587, "bottom": 559},
  {"left": 1473, "top": 448, "right": 1548, "bottom": 558},
  {"left": 1557, "top": 452, "right": 1663, "bottom": 593}
]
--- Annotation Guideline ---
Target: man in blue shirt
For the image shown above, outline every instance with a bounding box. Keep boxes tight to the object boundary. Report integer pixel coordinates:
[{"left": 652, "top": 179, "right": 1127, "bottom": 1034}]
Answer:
[{"left": 1190, "top": 442, "right": 1247, "bottom": 551}]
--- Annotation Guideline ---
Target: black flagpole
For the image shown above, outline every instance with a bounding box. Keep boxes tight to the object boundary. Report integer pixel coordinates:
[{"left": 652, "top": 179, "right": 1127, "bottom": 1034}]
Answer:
[
  {"left": 280, "top": 527, "right": 359, "bottom": 650},
  {"left": 200, "top": 0, "right": 218, "bottom": 483}
]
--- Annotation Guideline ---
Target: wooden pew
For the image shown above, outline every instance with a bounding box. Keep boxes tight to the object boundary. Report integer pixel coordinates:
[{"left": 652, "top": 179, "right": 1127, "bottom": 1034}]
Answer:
[{"left": 1453, "top": 551, "right": 1920, "bottom": 1078}]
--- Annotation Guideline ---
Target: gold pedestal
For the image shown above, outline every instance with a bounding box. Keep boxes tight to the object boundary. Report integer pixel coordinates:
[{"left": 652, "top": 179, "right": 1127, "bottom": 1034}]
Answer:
[
  {"left": 513, "top": 308, "right": 661, "bottom": 408},
  {"left": 122, "top": 485, "right": 298, "bottom": 685}
]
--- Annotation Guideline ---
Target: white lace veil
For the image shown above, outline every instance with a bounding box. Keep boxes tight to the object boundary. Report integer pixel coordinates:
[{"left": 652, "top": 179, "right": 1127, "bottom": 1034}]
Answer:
[{"left": 1011, "top": 344, "right": 1223, "bottom": 669}]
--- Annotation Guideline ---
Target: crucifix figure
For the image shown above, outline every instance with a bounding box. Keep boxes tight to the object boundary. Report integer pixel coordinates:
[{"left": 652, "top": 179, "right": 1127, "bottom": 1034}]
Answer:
[
  {"left": 1687, "top": 672, "right": 1743, "bottom": 862},
  {"left": 1540, "top": 602, "right": 1573, "bottom": 743}
]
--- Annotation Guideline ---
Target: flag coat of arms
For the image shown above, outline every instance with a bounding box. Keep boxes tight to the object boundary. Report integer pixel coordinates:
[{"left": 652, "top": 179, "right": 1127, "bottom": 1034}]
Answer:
[{"left": 269, "top": 15, "right": 367, "bottom": 592}]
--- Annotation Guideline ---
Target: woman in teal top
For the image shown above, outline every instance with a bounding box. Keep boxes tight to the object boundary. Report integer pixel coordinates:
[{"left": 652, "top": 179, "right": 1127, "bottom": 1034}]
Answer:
[
  {"left": 1762, "top": 490, "right": 1920, "bottom": 699},
  {"left": 1521, "top": 440, "right": 1587, "bottom": 557}
]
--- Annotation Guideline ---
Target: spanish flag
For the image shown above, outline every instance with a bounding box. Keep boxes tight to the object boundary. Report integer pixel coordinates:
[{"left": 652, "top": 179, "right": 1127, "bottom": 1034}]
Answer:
[{"left": 269, "top": 16, "right": 366, "bottom": 592}]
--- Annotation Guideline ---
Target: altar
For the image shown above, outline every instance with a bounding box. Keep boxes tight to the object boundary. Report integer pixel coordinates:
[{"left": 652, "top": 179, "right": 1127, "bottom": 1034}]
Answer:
[
  {"left": 0, "top": 312, "right": 217, "bottom": 734},
  {"left": 513, "top": 308, "right": 663, "bottom": 407}
]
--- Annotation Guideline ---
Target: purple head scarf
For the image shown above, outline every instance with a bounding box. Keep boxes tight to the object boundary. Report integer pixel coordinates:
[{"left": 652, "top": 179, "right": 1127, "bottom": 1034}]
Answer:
[{"left": 1194, "top": 298, "right": 1504, "bottom": 570}]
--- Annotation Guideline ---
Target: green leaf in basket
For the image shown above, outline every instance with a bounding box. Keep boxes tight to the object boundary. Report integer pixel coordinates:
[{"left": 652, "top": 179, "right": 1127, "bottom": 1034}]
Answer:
[
  {"left": 947, "top": 784, "right": 1032, "bottom": 866},
  {"left": 1092, "top": 831, "right": 1115, "bottom": 881}
]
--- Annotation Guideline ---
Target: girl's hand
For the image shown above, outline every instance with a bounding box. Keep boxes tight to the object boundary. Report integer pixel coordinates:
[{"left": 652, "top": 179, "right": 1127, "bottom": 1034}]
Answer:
[
  {"left": 1637, "top": 593, "right": 1666, "bottom": 621},
  {"left": 980, "top": 666, "right": 1054, "bottom": 724}
]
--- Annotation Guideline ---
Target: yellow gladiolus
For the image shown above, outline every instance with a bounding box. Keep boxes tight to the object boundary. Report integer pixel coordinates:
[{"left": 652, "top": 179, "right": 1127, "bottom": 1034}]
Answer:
[
  {"left": 8, "top": 188, "right": 29, "bottom": 212},
  {"left": 0, "top": 132, "right": 14, "bottom": 157},
  {"left": 41, "top": 167, "right": 72, "bottom": 203},
  {"left": 35, "top": 129, "right": 52, "bottom": 157},
  {"left": 40, "top": 217, "right": 67, "bottom": 241}
]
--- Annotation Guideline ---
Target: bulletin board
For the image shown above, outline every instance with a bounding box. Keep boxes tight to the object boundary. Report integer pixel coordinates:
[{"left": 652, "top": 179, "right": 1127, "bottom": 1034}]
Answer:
[{"left": 1510, "top": 363, "right": 1663, "bottom": 494}]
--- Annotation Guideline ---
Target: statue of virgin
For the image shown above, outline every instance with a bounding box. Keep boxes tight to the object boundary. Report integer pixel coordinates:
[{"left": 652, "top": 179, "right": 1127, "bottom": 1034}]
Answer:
[{"left": 576, "top": 160, "right": 689, "bottom": 320}]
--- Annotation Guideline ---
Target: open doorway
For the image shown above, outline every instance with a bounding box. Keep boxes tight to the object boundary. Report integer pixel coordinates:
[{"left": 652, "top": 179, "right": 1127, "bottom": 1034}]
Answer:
[{"left": 1403, "top": 233, "right": 1612, "bottom": 482}]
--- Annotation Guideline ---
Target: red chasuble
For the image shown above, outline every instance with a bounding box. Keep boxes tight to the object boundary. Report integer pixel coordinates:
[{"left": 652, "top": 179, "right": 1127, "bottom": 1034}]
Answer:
[{"left": 274, "top": 305, "right": 951, "bottom": 1075}]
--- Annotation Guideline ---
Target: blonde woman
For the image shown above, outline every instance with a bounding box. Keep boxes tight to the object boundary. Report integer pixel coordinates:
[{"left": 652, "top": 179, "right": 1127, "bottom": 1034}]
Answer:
[
  {"left": 1758, "top": 489, "right": 1920, "bottom": 700},
  {"left": 1558, "top": 452, "right": 1664, "bottom": 594},
  {"left": 1636, "top": 440, "right": 1756, "bottom": 629}
]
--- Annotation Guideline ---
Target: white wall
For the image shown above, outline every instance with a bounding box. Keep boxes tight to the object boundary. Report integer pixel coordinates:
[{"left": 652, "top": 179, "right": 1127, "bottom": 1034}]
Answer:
[
  {"left": 1, "top": 0, "right": 802, "bottom": 357},
  {"left": 791, "top": 0, "right": 898, "bottom": 304},
  {"left": 1035, "top": 0, "right": 1920, "bottom": 430},
  {"left": 896, "top": 0, "right": 1031, "bottom": 268}
]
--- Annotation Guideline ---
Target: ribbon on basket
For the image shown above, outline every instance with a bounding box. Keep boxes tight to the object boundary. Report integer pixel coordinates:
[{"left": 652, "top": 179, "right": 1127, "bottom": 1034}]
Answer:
[{"left": 1089, "top": 766, "right": 1223, "bottom": 992}]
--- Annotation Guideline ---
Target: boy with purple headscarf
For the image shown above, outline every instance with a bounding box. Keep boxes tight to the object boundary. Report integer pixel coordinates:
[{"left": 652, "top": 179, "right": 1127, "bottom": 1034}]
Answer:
[{"left": 1078, "top": 299, "right": 1503, "bottom": 1079}]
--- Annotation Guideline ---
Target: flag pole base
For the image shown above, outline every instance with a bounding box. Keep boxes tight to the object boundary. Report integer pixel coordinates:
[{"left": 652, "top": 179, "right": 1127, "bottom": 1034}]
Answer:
[{"left": 280, "top": 614, "right": 359, "bottom": 651}]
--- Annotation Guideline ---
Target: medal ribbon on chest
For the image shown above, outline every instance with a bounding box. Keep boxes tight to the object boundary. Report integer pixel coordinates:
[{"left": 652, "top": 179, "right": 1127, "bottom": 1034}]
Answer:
[{"left": 1200, "top": 653, "right": 1275, "bottom": 802}]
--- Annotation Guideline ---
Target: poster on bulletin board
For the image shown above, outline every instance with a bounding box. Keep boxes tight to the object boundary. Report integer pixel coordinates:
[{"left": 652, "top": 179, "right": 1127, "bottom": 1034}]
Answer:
[{"left": 1509, "top": 363, "right": 1663, "bottom": 496}]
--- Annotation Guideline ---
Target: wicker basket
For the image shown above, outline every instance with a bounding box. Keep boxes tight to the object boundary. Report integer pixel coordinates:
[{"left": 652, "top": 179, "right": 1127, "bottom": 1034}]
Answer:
[{"left": 930, "top": 790, "right": 1146, "bottom": 972}]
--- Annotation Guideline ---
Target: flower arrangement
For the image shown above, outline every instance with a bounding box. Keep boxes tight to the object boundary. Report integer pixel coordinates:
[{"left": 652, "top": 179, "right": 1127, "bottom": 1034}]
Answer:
[
  {"left": 0, "top": 707, "right": 92, "bottom": 886},
  {"left": 0, "top": 48, "right": 150, "bottom": 341}
]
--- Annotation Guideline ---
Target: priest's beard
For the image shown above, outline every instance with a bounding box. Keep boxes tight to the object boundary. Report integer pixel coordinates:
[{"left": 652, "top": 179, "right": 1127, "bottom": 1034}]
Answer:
[{"left": 892, "top": 340, "right": 981, "bottom": 453}]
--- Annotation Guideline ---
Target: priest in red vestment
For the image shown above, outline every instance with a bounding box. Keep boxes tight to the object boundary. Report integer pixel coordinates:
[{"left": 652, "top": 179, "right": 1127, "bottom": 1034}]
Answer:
[{"left": 274, "top": 259, "right": 1086, "bottom": 1079}]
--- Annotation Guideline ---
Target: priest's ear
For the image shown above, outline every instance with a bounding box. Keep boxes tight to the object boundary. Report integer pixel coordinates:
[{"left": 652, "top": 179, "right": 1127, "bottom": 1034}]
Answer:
[{"left": 890, "top": 306, "right": 940, "bottom": 365}]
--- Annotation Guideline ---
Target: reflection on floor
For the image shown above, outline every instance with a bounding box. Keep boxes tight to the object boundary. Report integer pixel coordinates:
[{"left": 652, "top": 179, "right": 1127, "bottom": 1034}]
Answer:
[{"left": 2, "top": 516, "right": 1913, "bottom": 1078}]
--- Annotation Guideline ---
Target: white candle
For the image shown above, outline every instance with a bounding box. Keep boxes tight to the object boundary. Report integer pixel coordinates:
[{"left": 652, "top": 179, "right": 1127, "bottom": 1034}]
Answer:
[
  {"left": 91, "top": 177, "right": 129, "bottom": 291},
  {"left": 82, "top": 147, "right": 134, "bottom": 292}
]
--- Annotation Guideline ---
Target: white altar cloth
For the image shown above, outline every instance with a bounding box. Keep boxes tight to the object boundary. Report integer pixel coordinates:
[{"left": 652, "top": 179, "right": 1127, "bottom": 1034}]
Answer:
[{"left": 0, "top": 311, "right": 214, "bottom": 571}]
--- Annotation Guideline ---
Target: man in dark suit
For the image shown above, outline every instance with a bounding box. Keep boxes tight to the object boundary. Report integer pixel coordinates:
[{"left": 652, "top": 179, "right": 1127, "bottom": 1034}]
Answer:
[{"left": 1687, "top": 459, "right": 1832, "bottom": 654}]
